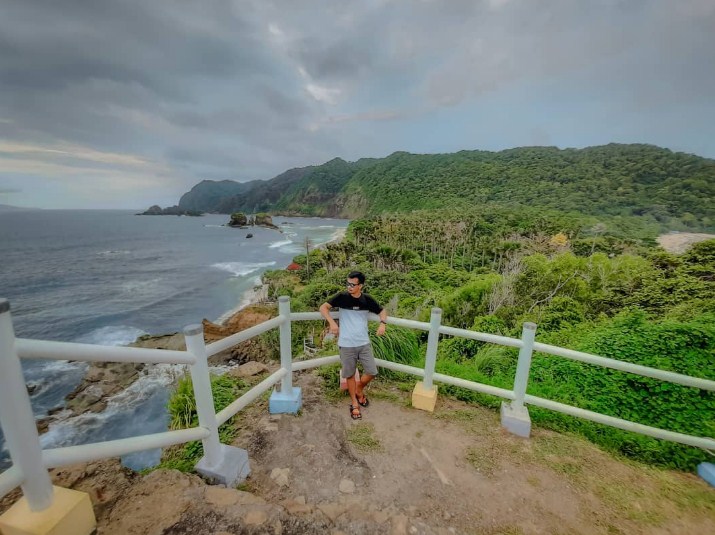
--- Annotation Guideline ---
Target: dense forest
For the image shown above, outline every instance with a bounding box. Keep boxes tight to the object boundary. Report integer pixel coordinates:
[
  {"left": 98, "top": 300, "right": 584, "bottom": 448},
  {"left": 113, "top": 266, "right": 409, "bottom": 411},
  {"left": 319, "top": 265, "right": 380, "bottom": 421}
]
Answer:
[
  {"left": 176, "top": 144, "right": 715, "bottom": 231},
  {"left": 262, "top": 206, "right": 714, "bottom": 471}
]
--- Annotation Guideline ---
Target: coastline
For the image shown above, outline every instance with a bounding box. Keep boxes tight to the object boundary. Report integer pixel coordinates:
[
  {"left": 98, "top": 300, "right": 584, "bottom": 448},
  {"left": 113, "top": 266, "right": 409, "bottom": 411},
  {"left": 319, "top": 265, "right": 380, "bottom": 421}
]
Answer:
[{"left": 216, "top": 225, "right": 347, "bottom": 326}]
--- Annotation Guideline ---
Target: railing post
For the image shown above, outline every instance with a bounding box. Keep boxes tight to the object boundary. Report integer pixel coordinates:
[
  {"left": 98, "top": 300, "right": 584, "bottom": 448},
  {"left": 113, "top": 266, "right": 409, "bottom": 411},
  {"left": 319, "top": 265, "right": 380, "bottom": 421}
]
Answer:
[
  {"left": 183, "top": 324, "right": 221, "bottom": 466},
  {"left": 0, "top": 299, "right": 53, "bottom": 510},
  {"left": 278, "top": 296, "right": 292, "bottom": 393},
  {"left": 269, "top": 296, "right": 302, "bottom": 414},
  {"left": 423, "top": 307, "right": 442, "bottom": 390},
  {"left": 501, "top": 321, "right": 537, "bottom": 438},
  {"left": 513, "top": 322, "right": 537, "bottom": 409},
  {"left": 412, "top": 307, "right": 441, "bottom": 412}
]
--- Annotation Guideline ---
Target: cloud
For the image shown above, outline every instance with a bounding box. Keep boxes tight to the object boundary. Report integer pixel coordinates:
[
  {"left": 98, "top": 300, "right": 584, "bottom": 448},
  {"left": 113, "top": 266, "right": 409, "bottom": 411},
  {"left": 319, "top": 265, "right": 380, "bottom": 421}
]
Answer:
[
  {"left": 305, "top": 84, "right": 341, "bottom": 105},
  {"left": 0, "top": 0, "right": 713, "bottom": 208}
]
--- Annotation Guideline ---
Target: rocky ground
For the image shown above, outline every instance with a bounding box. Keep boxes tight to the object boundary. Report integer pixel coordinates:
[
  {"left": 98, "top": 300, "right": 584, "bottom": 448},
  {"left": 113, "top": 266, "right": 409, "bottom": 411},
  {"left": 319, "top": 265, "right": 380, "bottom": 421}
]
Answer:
[
  {"left": 4, "top": 370, "right": 713, "bottom": 535},
  {"left": 6, "top": 263, "right": 714, "bottom": 535}
]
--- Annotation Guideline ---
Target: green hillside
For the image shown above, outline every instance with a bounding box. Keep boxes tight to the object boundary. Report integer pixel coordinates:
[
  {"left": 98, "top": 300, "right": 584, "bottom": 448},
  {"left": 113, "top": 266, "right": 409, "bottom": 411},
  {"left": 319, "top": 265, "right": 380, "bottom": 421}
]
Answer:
[{"left": 176, "top": 144, "right": 715, "bottom": 230}]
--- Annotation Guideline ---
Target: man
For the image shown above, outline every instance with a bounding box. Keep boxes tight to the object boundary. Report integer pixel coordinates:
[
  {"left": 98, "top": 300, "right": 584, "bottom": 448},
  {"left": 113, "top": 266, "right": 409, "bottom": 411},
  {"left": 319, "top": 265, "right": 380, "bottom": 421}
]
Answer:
[{"left": 319, "top": 271, "right": 387, "bottom": 420}]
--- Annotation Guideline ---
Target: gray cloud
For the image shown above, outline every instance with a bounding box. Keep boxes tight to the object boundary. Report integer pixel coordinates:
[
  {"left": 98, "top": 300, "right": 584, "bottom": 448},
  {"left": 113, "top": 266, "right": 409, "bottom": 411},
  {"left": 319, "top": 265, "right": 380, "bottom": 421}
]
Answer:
[{"left": 0, "top": 0, "right": 713, "bottom": 208}]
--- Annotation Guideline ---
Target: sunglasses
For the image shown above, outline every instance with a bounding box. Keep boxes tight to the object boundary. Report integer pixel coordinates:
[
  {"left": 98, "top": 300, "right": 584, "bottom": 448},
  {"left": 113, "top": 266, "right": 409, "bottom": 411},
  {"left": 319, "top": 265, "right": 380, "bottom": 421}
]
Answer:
[{"left": 346, "top": 282, "right": 361, "bottom": 288}]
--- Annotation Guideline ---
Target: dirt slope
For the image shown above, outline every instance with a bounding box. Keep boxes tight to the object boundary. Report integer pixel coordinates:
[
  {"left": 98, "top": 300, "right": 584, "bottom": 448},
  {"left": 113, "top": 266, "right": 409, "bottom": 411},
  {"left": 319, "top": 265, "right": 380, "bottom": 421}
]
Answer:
[{"left": 3, "top": 371, "right": 713, "bottom": 535}]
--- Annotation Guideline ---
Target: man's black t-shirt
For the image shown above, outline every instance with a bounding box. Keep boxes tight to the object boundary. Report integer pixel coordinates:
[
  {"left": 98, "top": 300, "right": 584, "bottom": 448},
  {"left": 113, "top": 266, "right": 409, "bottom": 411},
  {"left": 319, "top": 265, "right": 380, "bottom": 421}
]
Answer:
[
  {"left": 327, "top": 291, "right": 383, "bottom": 347},
  {"left": 327, "top": 292, "right": 383, "bottom": 314}
]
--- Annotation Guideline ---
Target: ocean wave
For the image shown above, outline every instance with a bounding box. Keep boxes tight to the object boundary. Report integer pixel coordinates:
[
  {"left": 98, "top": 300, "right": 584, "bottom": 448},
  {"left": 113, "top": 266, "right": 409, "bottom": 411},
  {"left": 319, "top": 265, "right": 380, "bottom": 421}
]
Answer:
[
  {"left": 25, "top": 359, "right": 88, "bottom": 378},
  {"left": 268, "top": 239, "right": 293, "bottom": 249},
  {"left": 279, "top": 243, "right": 304, "bottom": 254},
  {"left": 39, "top": 363, "right": 183, "bottom": 451},
  {"left": 211, "top": 261, "right": 276, "bottom": 277},
  {"left": 75, "top": 326, "right": 147, "bottom": 346}
]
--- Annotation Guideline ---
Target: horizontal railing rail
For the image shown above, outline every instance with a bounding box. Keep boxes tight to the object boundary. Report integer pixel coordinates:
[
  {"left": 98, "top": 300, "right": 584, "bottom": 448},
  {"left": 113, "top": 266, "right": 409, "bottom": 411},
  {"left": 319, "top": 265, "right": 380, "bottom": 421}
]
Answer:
[
  {"left": 41, "top": 428, "right": 210, "bottom": 469},
  {"left": 1, "top": 296, "right": 713, "bottom": 514},
  {"left": 16, "top": 338, "right": 195, "bottom": 365},
  {"left": 215, "top": 369, "right": 287, "bottom": 426},
  {"left": 206, "top": 315, "right": 285, "bottom": 357},
  {"left": 532, "top": 342, "right": 715, "bottom": 390}
]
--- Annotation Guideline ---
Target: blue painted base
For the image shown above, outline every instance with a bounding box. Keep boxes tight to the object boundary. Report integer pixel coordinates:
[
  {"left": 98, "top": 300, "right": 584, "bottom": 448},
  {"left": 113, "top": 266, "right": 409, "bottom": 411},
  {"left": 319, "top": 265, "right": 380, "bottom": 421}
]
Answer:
[
  {"left": 697, "top": 462, "right": 715, "bottom": 488},
  {"left": 269, "top": 386, "right": 302, "bottom": 414}
]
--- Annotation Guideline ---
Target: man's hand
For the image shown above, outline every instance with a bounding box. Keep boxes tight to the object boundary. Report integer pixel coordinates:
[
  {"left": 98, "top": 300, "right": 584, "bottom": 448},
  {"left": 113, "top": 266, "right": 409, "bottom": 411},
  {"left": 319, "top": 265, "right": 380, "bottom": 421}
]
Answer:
[
  {"left": 329, "top": 322, "right": 339, "bottom": 336},
  {"left": 376, "top": 322, "right": 386, "bottom": 336}
]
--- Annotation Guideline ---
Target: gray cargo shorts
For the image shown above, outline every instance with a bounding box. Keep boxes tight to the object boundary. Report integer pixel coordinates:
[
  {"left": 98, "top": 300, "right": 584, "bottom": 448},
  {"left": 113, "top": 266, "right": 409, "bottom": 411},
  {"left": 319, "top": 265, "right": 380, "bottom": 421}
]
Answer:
[{"left": 340, "top": 343, "right": 378, "bottom": 378}]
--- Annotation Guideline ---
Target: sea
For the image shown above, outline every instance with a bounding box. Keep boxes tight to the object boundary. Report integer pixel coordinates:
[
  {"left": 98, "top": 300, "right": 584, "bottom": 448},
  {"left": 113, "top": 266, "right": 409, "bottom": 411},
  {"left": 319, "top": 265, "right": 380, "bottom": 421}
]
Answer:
[{"left": 0, "top": 209, "right": 349, "bottom": 470}]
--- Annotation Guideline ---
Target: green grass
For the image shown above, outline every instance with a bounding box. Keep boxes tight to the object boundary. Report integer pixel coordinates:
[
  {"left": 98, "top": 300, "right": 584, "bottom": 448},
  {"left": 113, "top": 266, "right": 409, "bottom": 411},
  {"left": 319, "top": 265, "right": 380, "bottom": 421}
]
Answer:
[
  {"left": 466, "top": 447, "right": 499, "bottom": 476},
  {"left": 346, "top": 423, "right": 383, "bottom": 453},
  {"left": 151, "top": 373, "right": 251, "bottom": 473}
]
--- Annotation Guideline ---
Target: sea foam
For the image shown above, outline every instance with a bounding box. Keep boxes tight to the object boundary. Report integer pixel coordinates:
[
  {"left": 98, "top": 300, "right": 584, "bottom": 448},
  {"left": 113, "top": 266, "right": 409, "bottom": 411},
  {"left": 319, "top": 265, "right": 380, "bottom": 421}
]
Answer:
[{"left": 211, "top": 261, "right": 276, "bottom": 277}]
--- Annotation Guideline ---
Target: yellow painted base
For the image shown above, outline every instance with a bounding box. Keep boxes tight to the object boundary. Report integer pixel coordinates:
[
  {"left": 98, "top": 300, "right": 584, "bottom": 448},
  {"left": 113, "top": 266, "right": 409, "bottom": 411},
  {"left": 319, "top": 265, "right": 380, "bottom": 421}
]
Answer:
[
  {"left": 0, "top": 486, "right": 96, "bottom": 535},
  {"left": 412, "top": 381, "right": 438, "bottom": 412}
]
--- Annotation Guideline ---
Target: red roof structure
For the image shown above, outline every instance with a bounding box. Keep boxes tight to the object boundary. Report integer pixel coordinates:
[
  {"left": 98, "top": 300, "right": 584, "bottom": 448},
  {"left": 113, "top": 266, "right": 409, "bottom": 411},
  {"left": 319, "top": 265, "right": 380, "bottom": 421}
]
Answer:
[{"left": 286, "top": 262, "right": 302, "bottom": 271}]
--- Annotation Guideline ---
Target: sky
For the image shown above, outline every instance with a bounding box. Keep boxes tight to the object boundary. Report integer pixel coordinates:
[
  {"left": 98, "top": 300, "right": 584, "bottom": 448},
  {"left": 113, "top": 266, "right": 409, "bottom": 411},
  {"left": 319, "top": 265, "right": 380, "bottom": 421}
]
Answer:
[{"left": 1, "top": 0, "right": 714, "bottom": 209}]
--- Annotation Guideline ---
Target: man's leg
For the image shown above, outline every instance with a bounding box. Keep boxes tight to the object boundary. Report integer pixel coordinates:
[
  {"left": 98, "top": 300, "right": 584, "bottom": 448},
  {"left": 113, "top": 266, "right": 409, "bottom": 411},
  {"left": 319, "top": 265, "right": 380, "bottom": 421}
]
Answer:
[
  {"left": 341, "top": 347, "right": 361, "bottom": 415},
  {"left": 346, "top": 374, "right": 360, "bottom": 408},
  {"left": 356, "top": 374, "right": 374, "bottom": 403},
  {"left": 356, "top": 344, "right": 378, "bottom": 403}
]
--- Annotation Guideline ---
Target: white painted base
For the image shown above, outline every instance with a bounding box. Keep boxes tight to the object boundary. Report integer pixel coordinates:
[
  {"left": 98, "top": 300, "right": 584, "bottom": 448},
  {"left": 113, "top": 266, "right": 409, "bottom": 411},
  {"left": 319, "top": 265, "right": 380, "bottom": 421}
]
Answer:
[
  {"left": 195, "top": 444, "right": 251, "bottom": 487},
  {"left": 500, "top": 401, "right": 531, "bottom": 438}
]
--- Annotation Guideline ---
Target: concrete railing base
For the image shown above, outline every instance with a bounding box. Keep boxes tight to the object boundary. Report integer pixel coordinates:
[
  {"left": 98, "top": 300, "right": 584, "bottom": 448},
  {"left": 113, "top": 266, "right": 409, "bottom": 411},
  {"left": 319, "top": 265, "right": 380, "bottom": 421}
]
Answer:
[
  {"left": 269, "top": 386, "right": 302, "bottom": 415},
  {"left": 697, "top": 462, "right": 715, "bottom": 488},
  {"left": 501, "top": 401, "right": 531, "bottom": 438},
  {"left": 0, "top": 486, "right": 95, "bottom": 535},
  {"left": 195, "top": 444, "right": 251, "bottom": 487},
  {"left": 412, "top": 381, "right": 438, "bottom": 412}
]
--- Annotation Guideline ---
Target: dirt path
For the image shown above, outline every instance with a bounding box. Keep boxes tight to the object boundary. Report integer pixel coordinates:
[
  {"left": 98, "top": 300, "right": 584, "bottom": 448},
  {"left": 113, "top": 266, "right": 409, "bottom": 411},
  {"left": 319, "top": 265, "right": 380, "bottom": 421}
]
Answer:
[
  {"left": 5, "top": 370, "right": 713, "bottom": 535},
  {"left": 231, "top": 372, "right": 714, "bottom": 535}
]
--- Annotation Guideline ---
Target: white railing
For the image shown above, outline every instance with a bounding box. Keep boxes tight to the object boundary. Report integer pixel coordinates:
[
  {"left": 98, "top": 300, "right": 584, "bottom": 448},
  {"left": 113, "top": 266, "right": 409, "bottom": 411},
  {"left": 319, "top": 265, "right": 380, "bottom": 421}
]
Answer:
[{"left": 1, "top": 297, "right": 714, "bottom": 513}]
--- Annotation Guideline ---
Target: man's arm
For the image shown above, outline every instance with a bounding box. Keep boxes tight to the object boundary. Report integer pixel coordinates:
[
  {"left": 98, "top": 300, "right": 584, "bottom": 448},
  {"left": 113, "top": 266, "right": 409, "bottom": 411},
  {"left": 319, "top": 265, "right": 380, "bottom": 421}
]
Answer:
[
  {"left": 319, "top": 302, "right": 339, "bottom": 335},
  {"left": 376, "top": 307, "right": 387, "bottom": 336}
]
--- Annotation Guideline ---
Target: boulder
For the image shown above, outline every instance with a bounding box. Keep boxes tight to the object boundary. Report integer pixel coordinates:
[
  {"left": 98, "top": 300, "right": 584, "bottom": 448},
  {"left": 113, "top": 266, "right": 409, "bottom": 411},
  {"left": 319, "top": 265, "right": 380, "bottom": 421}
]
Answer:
[
  {"left": 254, "top": 213, "right": 278, "bottom": 229},
  {"left": 229, "top": 212, "right": 248, "bottom": 227}
]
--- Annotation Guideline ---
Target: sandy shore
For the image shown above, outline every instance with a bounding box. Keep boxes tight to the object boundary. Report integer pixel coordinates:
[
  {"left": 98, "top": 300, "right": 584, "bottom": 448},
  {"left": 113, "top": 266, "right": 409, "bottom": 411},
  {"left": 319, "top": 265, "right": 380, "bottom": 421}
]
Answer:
[{"left": 657, "top": 232, "right": 714, "bottom": 254}]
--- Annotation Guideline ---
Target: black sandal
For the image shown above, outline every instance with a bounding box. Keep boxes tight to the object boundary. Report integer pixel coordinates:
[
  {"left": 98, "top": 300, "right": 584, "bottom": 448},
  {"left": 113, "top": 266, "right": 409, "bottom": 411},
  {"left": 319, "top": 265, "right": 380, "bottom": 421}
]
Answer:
[
  {"left": 357, "top": 394, "right": 369, "bottom": 408},
  {"left": 349, "top": 405, "right": 362, "bottom": 420}
]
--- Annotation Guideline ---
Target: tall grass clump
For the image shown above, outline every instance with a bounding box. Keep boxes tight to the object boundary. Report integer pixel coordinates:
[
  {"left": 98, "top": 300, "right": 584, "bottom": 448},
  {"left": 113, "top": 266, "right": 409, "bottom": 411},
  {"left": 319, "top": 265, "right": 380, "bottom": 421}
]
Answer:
[
  {"left": 370, "top": 325, "right": 421, "bottom": 381},
  {"left": 157, "top": 374, "right": 248, "bottom": 472}
]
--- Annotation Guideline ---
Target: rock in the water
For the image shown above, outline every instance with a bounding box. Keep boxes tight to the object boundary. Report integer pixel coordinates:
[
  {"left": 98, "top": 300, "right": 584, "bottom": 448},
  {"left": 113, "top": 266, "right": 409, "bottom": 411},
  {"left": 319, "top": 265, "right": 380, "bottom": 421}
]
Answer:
[
  {"left": 253, "top": 213, "right": 279, "bottom": 229},
  {"left": 228, "top": 212, "right": 248, "bottom": 227}
]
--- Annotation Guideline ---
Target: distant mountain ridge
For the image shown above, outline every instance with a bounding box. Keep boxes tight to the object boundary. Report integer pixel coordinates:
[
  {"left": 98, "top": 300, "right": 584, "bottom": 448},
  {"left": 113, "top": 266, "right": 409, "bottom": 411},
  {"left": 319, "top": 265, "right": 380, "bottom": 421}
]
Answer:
[
  {"left": 0, "top": 204, "right": 40, "bottom": 212},
  {"left": 173, "top": 144, "right": 715, "bottom": 229}
]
